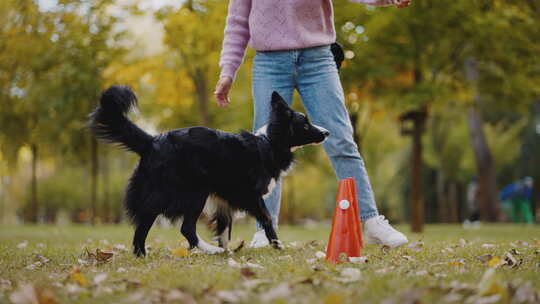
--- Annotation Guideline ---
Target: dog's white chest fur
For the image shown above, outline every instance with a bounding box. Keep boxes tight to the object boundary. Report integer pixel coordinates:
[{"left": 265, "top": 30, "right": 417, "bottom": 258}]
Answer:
[{"left": 264, "top": 178, "right": 277, "bottom": 199}]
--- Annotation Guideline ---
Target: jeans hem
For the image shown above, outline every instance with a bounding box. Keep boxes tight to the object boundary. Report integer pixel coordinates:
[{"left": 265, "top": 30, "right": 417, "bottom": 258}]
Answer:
[{"left": 360, "top": 211, "right": 379, "bottom": 221}]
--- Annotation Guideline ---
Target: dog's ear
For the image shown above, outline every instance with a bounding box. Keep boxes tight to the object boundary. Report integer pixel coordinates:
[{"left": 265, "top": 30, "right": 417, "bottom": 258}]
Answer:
[{"left": 271, "top": 92, "right": 292, "bottom": 118}]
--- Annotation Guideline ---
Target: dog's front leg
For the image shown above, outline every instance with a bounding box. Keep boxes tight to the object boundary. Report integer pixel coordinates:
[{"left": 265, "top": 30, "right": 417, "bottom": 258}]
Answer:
[{"left": 250, "top": 198, "right": 284, "bottom": 250}]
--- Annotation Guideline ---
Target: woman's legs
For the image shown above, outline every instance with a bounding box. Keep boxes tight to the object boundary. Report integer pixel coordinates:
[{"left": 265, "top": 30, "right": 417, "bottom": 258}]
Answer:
[
  {"left": 295, "top": 46, "right": 379, "bottom": 220},
  {"left": 252, "top": 51, "right": 295, "bottom": 232}
]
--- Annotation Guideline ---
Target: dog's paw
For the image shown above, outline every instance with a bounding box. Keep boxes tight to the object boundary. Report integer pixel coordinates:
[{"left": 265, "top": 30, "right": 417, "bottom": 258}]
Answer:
[
  {"left": 270, "top": 239, "right": 284, "bottom": 250},
  {"left": 197, "top": 239, "right": 226, "bottom": 254}
]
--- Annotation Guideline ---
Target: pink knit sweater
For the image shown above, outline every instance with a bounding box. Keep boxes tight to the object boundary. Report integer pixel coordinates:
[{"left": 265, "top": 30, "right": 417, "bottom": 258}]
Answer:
[{"left": 219, "top": 0, "right": 393, "bottom": 79}]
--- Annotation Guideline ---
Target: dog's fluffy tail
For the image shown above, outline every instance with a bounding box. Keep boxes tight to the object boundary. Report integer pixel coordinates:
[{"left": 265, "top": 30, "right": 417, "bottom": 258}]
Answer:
[{"left": 89, "top": 85, "right": 153, "bottom": 155}]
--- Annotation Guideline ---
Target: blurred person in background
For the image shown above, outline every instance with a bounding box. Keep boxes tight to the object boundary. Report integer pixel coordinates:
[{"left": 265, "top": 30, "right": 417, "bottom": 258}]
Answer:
[{"left": 500, "top": 177, "right": 534, "bottom": 224}]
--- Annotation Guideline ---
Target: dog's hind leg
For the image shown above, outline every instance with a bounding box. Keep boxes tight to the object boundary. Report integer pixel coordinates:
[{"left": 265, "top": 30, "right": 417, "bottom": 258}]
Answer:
[
  {"left": 181, "top": 193, "right": 225, "bottom": 254},
  {"left": 133, "top": 213, "right": 157, "bottom": 257},
  {"left": 212, "top": 203, "right": 233, "bottom": 249}
]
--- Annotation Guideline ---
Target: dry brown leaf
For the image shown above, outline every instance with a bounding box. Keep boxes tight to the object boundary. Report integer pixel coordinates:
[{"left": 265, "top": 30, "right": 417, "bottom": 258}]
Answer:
[
  {"left": 240, "top": 267, "right": 257, "bottom": 278},
  {"left": 95, "top": 249, "right": 114, "bottom": 262}
]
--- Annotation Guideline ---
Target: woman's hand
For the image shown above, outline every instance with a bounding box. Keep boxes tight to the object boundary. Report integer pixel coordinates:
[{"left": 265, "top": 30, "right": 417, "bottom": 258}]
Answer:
[
  {"left": 393, "top": 0, "right": 411, "bottom": 8},
  {"left": 214, "top": 76, "right": 233, "bottom": 108}
]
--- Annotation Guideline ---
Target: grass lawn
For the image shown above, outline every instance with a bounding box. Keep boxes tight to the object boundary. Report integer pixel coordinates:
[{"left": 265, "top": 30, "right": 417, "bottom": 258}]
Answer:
[{"left": 1, "top": 222, "right": 539, "bottom": 303}]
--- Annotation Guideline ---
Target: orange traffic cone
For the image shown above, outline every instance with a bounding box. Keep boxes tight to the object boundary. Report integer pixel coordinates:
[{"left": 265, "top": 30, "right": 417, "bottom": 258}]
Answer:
[{"left": 326, "top": 178, "right": 363, "bottom": 263}]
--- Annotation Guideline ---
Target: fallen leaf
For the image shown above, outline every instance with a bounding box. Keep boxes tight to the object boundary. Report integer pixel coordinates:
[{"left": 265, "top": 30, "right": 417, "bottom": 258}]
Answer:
[
  {"left": 259, "top": 283, "right": 291, "bottom": 302},
  {"left": 449, "top": 259, "right": 465, "bottom": 266},
  {"left": 442, "top": 247, "right": 455, "bottom": 254},
  {"left": 515, "top": 240, "right": 529, "bottom": 247},
  {"left": 240, "top": 267, "right": 256, "bottom": 278},
  {"left": 93, "top": 273, "right": 107, "bottom": 285},
  {"left": 16, "top": 241, "right": 29, "bottom": 249},
  {"left": 381, "top": 245, "right": 391, "bottom": 254},
  {"left": 0, "top": 278, "right": 12, "bottom": 292},
  {"left": 315, "top": 251, "right": 326, "bottom": 259},
  {"left": 407, "top": 241, "right": 424, "bottom": 251},
  {"left": 171, "top": 247, "right": 189, "bottom": 258},
  {"left": 215, "top": 290, "right": 247, "bottom": 303},
  {"left": 487, "top": 257, "right": 505, "bottom": 268},
  {"left": 113, "top": 244, "right": 127, "bottom": 251},
  {"left": 9, "top": 283, "right": 38, "bottom": 304},
  {"left": 228, "top": 258, "right": 241, "bottom": 268},
  {"left": 348, "top": 256, "right": 368, "bottom": 263},
  {"left": 246, "top": 262, "right": 264, "bottom": 269},
  {"left": 69, "top": 268, "right": 89, "bottom": 287},
  {"left": 336, "top": 268, "right": 361, "bottom": 283},
  {"left": 164, "top": 289, "right": 196, "bottom": 304},
  {"left": 9, "top": 283, "right": 57, "bottom": 304},
  {"left": 402, "top": 255, "right": 416, "bottom": 262},
  {"left": 478, "top": 268, "right": 508, "bottom": 302},
  {"left": 95, "top": 249, "right": 114, "bottom": 262}
]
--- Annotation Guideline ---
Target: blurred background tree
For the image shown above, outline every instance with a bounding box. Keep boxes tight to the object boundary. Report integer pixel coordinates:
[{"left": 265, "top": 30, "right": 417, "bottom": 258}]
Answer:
[{"left": 0, "top": 0, "right": 538, "bottom": 227}]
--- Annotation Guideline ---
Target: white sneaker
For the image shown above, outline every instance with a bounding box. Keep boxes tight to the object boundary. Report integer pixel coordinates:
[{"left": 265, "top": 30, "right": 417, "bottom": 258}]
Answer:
[
  {"left": 364, "top": 215, "right": 408, "bottom": 248},
  {"left": 249, "top": 230, "right": 270, "bottom": 248}
]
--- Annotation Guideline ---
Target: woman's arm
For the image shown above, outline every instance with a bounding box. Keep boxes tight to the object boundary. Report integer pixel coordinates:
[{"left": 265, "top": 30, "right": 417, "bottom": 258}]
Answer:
[{"left": 219, "top": 0, "right": 251, "bottom": 80}]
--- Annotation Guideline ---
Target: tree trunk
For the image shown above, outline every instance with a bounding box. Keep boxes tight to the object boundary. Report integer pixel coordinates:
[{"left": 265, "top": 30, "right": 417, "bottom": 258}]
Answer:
[
  {"left": 90, "top": 137, "right": 99, "bottom": 225},
  {"left": 464, "top": 57, "right": 501, "bottom": 222},
  {"left": 436, "top": 171, "right": 447, "bottom": 223},
  {"left": 0, "top": 164, "right": 4, "bottom": 224},
  {"left": 411, "top": 119, "right": 424, "bottom": 232},
  {"left": 30, "top": 143, "right": 38, "bottom": 223},
  {"left": 448, "top": 181, "right": 459, "bottom": 222},
  {"left": 467, "top": 108, "right": 501, "bottom": 221},
  {"left": 194, "top": 68, "right": 211, "bottom": 126}
]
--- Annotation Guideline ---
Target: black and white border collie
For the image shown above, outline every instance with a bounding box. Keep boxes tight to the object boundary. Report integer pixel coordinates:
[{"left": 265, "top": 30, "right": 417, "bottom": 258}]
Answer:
[{"left": 89, "top": 86, "right": 329, "bottom": 257}]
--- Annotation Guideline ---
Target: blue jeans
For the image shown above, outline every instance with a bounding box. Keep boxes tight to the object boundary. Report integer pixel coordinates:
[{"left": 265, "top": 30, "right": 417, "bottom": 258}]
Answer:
[{"left": 252, "top": 45, "right": 379, "bottom": 230}]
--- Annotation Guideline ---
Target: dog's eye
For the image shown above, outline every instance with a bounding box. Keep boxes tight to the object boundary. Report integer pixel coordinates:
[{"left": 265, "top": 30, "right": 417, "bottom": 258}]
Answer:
[{"left": 303, "top": 124, "right": 309, "bottom": 130}]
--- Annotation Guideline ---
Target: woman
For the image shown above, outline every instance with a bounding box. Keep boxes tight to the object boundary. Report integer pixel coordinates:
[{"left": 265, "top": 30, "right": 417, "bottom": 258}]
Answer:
[{"left": 215, "top": 0, "right": 411, "bottom": 248}]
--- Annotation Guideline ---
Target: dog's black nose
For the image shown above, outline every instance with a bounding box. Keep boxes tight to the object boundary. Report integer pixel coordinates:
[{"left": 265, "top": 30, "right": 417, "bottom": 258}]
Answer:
[{"left": 322, "top": 130, "right": 330, "bottom": 137}]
